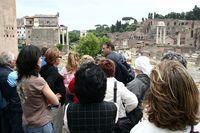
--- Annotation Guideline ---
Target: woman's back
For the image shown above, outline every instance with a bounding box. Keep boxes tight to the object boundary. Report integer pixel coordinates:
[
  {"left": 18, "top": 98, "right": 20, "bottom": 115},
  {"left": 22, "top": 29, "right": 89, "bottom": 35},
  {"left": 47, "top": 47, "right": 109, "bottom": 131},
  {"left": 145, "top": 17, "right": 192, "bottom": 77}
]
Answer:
[
  {"left": 104, "top": 77, "right": 138, "bottom": 118},
  {"left": 19, "top": 76, "right": 52, "bottom": 127},
  {"left": 67, "top": 101, "right": 117, "bottom": 133},
  {"left": 131, "top": 120, "right": 200, "bottom": 133}
]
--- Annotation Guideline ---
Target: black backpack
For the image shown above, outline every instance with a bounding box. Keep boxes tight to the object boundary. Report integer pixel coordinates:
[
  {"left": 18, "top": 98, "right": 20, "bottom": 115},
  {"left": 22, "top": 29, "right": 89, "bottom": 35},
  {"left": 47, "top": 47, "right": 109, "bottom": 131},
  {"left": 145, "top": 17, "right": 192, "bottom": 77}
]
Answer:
[{"left": 115, "top": 60, "right": 135, "bottom": 85}]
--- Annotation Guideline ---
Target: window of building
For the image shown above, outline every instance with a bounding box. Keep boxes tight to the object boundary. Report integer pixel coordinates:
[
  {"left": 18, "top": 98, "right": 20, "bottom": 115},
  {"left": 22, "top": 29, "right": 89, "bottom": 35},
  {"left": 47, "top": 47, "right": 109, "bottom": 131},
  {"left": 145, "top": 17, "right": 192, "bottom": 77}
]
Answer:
[
  {"left": 167, "top": 23, "right": 170, "bottom": 26},
  {"left": 7, "top": 35, "right": 9, "bottom": 37},
  {"left": 191, "top": 30, "right": 194, "bottom": 38},
  {"left": 174, "top": 22, "right": 176, "bottom": 26},
  {"left": 47, "top": 21, "right": 50, "bottom": 24},
  {"left": 192, "top": 22, "right": 194, "bottom": 28}
]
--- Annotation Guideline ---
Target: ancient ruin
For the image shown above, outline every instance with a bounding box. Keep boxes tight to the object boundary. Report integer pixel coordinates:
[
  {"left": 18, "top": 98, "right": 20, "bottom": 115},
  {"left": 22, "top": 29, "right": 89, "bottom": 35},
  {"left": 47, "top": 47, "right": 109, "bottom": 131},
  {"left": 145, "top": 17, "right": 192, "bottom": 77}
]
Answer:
[{"left": 0, "top": 0, "right": 18, "bottom": 55}]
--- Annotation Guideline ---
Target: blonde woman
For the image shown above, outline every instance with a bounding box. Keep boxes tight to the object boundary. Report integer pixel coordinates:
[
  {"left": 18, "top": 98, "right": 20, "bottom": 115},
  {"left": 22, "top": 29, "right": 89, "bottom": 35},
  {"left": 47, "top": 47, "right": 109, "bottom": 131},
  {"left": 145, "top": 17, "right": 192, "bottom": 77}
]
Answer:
[{"left": 63, "top": 52, "right": 79, "bottom": 89}]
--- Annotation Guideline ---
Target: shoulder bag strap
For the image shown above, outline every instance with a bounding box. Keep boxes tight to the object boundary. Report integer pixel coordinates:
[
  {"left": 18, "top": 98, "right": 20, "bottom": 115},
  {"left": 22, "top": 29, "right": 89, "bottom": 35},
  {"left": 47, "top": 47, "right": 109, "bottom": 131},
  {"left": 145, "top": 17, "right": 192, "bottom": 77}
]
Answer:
[{"left": 113, "top": 81, "right": 117, "bottom": 103}]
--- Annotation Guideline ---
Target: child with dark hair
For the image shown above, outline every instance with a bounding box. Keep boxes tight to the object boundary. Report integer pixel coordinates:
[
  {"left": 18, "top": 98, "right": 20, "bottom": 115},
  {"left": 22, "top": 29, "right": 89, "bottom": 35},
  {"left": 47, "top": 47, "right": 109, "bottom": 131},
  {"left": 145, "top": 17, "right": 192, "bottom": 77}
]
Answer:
[{"left": 64, "top": 63, "right": 117, "bottom": 133}]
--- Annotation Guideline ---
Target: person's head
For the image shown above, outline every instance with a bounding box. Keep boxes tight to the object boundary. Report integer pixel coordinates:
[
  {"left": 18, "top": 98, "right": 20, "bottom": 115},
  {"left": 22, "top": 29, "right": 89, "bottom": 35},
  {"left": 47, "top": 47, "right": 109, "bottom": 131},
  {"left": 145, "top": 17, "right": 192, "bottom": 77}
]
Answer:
[
  {"left": 66, "top": 52, "right": 80, "bottom": 72},
  {"left": 16, "top": 45, "right": 42, "bottom": 81},
  {"left": 102, "top": 42, "right": 114, "bottom": 56},
  {"left": 98, "top": 59, "right": 115, "bottom": 78},
  {"left": 0, "top": 51, "right": 16, "bottom": 69},
  {"left": 134, "top": 56, "right": 152, "bottom": 76},
  {"left": 41, "top": 47, "right": 48, "bottom": 56},
  {"left": 74, "top": 62, "right": 107, "bottom": 104},
  {"left": 161, "top": 51, "right": 187, "bottom": 68},
  {"left": 79, "top": 55, "right": 95, "bottom": 66},
  {"left": 45, "top": 47, "right": 61, "bottom": 66},
  {"left": 145, "top": 60, "right": 199, "bottom": 131}
]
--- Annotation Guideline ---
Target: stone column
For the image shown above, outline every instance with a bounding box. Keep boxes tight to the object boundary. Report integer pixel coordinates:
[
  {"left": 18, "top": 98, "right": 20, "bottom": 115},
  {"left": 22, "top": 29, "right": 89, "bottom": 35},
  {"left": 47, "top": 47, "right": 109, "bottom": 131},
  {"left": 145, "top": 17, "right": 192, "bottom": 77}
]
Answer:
[
  {"left": 66, "top": 27, "right": 69, "bottom": 54},
  {"left": 62, "top": 30, "right": 65, "bottom": 45},
  {"left": 156, "top": 26, "right": 159, "bottom": 44},
  {"left": 163, "top": 27, "right": 166, "bottom": 44},
  {"left": 177, "top": 32, "right": 181, "bottom": 46},
  {"left": 160, "top": 27, "right": 162, "bottom": 44},
  {"left": 58, "top": 28, "right": 61, "bottom": 44}
]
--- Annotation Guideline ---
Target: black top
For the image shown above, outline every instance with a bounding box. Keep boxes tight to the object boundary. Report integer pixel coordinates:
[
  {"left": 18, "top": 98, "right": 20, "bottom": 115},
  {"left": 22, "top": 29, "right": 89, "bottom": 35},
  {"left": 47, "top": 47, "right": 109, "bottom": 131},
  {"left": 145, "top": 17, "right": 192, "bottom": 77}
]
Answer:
[
  {"left": 106, "top": 51, "right": 134, "bottom": 85},
  {"left": 0, "top": 66, "right": 24, "bottom": 133},
  {"left": 40, "top": 64, "right": 66, "bottom": 105},
  {"left": 0, "top": 66, "right": 22, "bottom": 111},
  {"left": 67, "top": 101, "right": 117, "bottom": 133}
]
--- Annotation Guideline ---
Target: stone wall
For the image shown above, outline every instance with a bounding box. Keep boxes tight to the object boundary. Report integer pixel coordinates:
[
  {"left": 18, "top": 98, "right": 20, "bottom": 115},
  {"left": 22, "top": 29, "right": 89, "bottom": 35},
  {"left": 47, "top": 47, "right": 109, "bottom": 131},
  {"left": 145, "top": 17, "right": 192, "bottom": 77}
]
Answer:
[
  {"left": 0, "top": 0, "right": 18, "bottom": 55},
  {"left": 30, "top": 27, "right": 60, "bottom": 48}
]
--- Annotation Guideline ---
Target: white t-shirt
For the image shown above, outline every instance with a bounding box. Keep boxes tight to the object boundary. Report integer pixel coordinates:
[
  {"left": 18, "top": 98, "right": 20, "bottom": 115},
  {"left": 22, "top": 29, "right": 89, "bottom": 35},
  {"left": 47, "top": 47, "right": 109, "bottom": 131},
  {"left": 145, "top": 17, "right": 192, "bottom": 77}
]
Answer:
[{"left": 130, "top": 120, "right": 200, "bottom": 133}]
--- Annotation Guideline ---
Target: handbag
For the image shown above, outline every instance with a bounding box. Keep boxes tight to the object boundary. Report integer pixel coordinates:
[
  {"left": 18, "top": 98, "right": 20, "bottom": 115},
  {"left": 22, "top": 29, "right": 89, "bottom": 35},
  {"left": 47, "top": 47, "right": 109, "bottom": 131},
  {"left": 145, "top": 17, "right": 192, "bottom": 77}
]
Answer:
[{"left": 113, "top": 81, "right": 133, "bottom": 133}]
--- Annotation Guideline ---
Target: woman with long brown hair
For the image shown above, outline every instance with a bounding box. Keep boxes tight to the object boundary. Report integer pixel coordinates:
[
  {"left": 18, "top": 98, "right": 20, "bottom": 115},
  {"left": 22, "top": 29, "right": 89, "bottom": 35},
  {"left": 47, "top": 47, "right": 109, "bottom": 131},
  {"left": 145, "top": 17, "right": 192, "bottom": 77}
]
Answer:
[
  {"left": 16, "top": 45, "right": 59, "bottom": 133},
  {"left": 131, "top": 60, "right": 200, "bottom": 133}
]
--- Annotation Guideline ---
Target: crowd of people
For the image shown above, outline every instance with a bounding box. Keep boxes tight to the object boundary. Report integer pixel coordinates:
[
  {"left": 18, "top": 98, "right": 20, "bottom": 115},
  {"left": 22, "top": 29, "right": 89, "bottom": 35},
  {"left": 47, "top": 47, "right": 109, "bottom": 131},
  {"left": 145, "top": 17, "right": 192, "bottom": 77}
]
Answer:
[{"left": 0, "top": 42, "right": 199, "bottom": 133}]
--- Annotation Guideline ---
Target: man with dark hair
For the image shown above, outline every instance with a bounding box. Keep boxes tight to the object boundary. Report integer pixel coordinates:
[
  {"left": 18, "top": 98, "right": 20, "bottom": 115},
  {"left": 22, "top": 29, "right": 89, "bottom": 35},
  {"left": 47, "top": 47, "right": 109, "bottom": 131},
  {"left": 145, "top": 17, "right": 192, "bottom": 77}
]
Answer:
[
  {"left": 63, "top": 63, "right": 117, "bottom": 133},
  {"left": 161, "top": 51, "right": 187, "bottom": 68},
  {"left": 102, "top": 42, "right": 134, "bottom": 85}
]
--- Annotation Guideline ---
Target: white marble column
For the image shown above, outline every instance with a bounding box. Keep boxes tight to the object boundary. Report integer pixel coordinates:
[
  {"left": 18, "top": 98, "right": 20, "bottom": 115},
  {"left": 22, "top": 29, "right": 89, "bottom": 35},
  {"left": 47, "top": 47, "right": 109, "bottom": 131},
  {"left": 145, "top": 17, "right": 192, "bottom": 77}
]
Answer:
[
  {"left": 58, "top": 28, "right": 61, "bottom": 44},
  {"left": 177, "top": 32, "right": 181, "bottom": 46},
  {"left": 156, "top": 27, "right": 159, "bottom": 44},
  {"left": 163, "top": 27, "right": 166, "bottom": 44},
  {"left": 160, "top": 27, "right": 162, "bottom": 44},
  {"left": 66, "top": 27, "right": 69, "bottom": 54},
  {"left": 62, "top": 31, "right": 65, "bottom": 45}
]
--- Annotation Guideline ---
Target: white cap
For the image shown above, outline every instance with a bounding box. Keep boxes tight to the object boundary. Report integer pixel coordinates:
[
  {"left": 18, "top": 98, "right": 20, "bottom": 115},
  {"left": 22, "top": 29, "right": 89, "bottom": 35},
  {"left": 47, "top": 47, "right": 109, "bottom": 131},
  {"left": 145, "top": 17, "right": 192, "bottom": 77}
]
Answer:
[{"left": 135, "top": 56, "right": 152, "bottom": 76}]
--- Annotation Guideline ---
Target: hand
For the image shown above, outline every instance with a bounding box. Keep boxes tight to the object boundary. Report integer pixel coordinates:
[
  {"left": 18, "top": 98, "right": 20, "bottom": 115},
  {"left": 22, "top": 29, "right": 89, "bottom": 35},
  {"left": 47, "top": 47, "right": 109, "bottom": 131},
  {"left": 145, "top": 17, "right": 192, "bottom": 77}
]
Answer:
[{"left": 56, "top": 93, "right": 62, "bottom": 100}]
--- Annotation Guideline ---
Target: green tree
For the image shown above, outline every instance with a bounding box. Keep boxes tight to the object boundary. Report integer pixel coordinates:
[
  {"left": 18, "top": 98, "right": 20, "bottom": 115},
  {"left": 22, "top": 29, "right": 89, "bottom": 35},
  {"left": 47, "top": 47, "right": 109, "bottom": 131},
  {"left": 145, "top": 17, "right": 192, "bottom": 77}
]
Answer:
[
  {"left": 68, "top": 30, "right": 80, "bottom": 45},
  {"left": 122, "top": 17, "right": 134, "bottom": 24},
  {"left": 56, "top": 44, "right": 64, "bottom": 51},
  {"left": 148, "top": 13, "right": 153, "bottom": 19},
  {"left": 75, "top": 33, "right": 101, "bottom": 57}
]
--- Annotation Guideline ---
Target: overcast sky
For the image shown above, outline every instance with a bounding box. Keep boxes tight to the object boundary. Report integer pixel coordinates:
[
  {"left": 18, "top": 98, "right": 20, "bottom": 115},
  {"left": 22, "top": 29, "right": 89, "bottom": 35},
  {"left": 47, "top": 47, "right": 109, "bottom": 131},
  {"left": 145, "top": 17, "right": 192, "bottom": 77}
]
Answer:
[{"left": 16, "top": 0, "right": 200, "bottom": 31}]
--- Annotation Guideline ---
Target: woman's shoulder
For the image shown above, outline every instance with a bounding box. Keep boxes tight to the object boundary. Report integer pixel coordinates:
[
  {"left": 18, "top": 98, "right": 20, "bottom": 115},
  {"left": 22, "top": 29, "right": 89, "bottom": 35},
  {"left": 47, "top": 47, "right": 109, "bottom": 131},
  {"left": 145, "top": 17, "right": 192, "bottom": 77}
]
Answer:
[
  {"left": 194, "top": 122, "right": 200, "bottom": 132},
  {"left": 131, "top": 120, "right": 200, "bottom": 133},
  {"left": 26, "top": 76, "right": 47, "bottom": 91},
  {"left": 130, "top": 120, "right": 164, "bottom": 133}
]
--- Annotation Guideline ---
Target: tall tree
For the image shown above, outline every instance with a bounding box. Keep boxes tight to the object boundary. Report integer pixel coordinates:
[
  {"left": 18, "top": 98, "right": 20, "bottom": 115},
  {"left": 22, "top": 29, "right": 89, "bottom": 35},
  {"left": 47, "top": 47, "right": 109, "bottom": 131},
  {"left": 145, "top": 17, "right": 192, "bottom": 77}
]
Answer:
[{"left": 75, "top": 33, "right": 110, "bottom": 57}]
